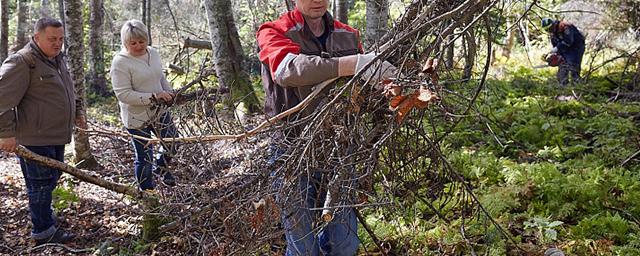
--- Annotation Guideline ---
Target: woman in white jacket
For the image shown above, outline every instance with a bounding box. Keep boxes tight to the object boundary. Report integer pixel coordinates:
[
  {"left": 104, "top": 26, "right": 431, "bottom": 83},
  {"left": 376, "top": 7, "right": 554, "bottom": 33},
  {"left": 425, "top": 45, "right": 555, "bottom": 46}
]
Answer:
[{"left": 110, "top": 19, "right": 178, "bottom": 190}]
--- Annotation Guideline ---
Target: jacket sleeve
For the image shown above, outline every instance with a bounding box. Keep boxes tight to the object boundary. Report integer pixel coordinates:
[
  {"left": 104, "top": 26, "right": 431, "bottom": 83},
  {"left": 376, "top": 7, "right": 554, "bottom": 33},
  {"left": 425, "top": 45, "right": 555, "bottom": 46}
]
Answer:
[
  {"left": 0, "top": 55, "right": 30, "bottom": 138},
  {"left": 257, "top": 24, "right": 339, "bottom": 88},
  {"left": 149, "top": 48, "right": 173, "bottom": 92},
  {"left": 110, "top": 57, "right": 154, "bottom": 106},
  {"left": 160, "top": 75, "right": 172, "bottom": 92}
]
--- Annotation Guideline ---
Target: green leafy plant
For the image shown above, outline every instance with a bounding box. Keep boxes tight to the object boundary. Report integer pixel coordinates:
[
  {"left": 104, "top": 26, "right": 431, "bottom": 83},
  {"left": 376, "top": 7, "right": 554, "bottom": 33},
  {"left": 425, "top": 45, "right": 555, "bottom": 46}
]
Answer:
[
  {"left": 52, "top": 180, "right": 79, "bottom": 212},
  {"left": 523, "top": 216, "right": 563, "bottom": 244}
]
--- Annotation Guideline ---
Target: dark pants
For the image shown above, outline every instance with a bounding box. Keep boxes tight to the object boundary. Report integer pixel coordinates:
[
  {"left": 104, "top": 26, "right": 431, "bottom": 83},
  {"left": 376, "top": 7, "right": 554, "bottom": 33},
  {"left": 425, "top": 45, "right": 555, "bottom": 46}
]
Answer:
[
  {"left": 269, "top": 146, "right": 360, "bottom": 256},
  {"left": 558, "top": 47, "right": 584, "bottom": 86},
  {"left": 18, "top": 145, "right": 64, "bottom": 239},
  {"left": 127, "top": 112, "right": 178, "bottom": 190},
  {"left": 557, "top": 62, "right": 581, "bottom": 85}
]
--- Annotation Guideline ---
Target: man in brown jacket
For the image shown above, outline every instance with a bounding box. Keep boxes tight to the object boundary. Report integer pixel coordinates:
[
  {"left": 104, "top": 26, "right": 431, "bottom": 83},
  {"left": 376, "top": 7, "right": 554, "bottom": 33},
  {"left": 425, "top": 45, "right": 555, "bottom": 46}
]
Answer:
[{"left": 0, "top": 17, "right": 84, "bottom": 245}]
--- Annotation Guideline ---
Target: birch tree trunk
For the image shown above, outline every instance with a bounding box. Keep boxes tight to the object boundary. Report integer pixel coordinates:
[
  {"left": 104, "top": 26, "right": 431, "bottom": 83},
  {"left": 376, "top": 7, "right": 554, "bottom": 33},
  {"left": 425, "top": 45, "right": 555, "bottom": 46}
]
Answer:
[
  {"left": 88, "top": 0, "right": 109, "bottom": 96},
  {"left": 0, "top": 0, "right": 8, "bottom": 62},
  {"left": 502, "top": 16, "right": 515, "bottom": 58},
  {"left": 64, "top": 0, "right": 99, "bottom": 169},
  {"left": 203, "top": 0, "right": 260, "bottom": 115},
  {"left": 334, "top": 0, "right": 349, "bottom": 24},
  {"left": 365, "top": 0, "right": 388, "bottom": 47},
  {"left": 14, "top": 0, "right": 29, "bottom": 51}
]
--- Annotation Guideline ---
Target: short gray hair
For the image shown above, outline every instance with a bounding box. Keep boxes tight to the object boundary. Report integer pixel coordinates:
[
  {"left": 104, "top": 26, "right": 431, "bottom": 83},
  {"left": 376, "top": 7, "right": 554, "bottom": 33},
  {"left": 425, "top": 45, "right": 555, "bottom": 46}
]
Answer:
[
  {"left": 34, "top": 17, "right": 63, "bottom": 33},
  {"left": 120, "top": 19, "right": 149, "bottom": 47}
]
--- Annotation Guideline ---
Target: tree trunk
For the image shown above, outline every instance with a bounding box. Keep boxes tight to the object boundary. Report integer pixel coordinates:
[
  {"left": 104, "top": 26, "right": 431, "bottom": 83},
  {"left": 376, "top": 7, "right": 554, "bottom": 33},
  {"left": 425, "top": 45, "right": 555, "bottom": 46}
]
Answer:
[
  {"left": 365, "top": 0, "right": 388, "bottom": 48},
  {"left": 40, "top": 0, "right": 50, "bottom": 17},
  {"left": 14, "top": 0, "right": 29, "bottom": 52},
  {"left": 145, "top": 0, "right": 151, "bottom": 45},
  {"left": 501, "top": 16, "right": 515, "bottom": 58},
  {"left": 334, "top": 0, "right": 349, "bottom": 24},
  {"left": 0, "top": 0, "right": 9, "bottom": 62},
  {"left": 203, "top": 0, "right": 260, "bottom": 115},
  {"left": 141, "top": 0, "right": 147, "bottom": 26},
  {"left": 518, "top": 19, "right": 531, "bottom": 61},
  {"left": 445, "top": 35, "right": 454, "bottom": 70},
  {"left": 88, "top": 0, "right": 109, "bottom": 96},
  {"left": 57, "top": 0, "right": 65, "bottom": 35},
  {"left": 463, "top": 28, "right": 476, "bottom": 81},
  {"left": 141, "top": 0, "right": 151, "bottom": 45},
  {"left": 284, "top": 0, "right": 294, "bottom": 11},
  {"left": 64, "top": 0, "right": 99, "bottom": 169}
]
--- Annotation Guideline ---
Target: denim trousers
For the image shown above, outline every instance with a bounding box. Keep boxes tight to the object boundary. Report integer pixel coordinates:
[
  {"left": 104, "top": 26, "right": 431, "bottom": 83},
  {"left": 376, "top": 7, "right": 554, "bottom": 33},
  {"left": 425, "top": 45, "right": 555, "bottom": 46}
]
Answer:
[
  {"left": 270, "top": 146, "right": 360, "bottom": 256},
  {"left": 18, "top": 145, "right": 64, "bottom": 239},
  {"left": 126, "top": 112, "right": 178, "bottom": 190}
]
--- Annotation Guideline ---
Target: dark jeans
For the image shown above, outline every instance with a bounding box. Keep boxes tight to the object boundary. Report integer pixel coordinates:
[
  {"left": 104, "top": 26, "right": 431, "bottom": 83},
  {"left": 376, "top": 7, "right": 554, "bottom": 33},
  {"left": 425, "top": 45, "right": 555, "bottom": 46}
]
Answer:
[
  {"left": 18, "top": 145, "right": 64, "bottom": 239},
  {"left": 269, "top": 146, "right": 360, "bottom": 256},
  {"left": 127, "top": 112, "right": 178, "bottom": 190},
  {"left": 557, "top": 62, "right": 581, "bottom": 85}
]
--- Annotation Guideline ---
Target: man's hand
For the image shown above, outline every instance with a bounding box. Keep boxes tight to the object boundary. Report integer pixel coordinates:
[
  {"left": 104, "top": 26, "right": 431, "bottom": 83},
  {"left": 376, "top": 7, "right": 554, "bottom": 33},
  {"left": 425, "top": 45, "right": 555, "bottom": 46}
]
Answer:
[
  {"left": 0, "top": 137, "right": 17, "bottom": 153},
  {"left": 354, "top": 53, "right": 398, "bottom": 82},
  {"left": 75, "top": 115, "right": 88, "bottom": 130}
]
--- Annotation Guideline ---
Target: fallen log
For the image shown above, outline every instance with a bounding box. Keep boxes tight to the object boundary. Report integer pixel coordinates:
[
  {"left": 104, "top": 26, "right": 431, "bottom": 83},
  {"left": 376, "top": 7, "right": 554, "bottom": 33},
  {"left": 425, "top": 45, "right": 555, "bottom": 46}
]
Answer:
[
  {"left": 182, "top": 37, "right": 212, "bottom": 50},
  {"left": 15, "top": 145, "right": 144, "bottom": 199}
]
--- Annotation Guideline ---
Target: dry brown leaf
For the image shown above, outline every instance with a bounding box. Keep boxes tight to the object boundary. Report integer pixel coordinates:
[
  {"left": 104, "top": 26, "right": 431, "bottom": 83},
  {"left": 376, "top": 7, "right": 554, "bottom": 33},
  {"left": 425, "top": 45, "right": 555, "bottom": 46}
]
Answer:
[
  {"left": 389, "top": 95, "right": 407, "bottom": 109},
  {"left": 349, "top": 84, "right": 362, "bottom": 113},
  {"left": 414, "top": 87, "right": 437, "bottom": 109},
  {"left": 421, "top": 58, "right": 435, "bottom": 74},
  {"left": 396, "top": 95, "right": 417, "bottom": 123}
]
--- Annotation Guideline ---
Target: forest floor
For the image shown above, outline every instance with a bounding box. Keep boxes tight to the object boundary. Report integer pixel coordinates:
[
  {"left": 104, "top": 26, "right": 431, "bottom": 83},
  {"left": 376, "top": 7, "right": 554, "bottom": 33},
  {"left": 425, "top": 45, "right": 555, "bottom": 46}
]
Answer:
[
  {"left": 0, "top": 126, "right": 284, "bottom": 255},
  {"left": 0, "top": 137, "right": 144, "bottom": 255}
]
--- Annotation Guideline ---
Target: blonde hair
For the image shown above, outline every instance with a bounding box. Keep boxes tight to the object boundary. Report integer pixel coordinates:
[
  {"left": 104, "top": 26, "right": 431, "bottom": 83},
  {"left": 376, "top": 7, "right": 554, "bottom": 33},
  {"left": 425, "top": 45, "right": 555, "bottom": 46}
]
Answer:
[{"left": 120, "top": 19, "right": 149, "bottom": 48}]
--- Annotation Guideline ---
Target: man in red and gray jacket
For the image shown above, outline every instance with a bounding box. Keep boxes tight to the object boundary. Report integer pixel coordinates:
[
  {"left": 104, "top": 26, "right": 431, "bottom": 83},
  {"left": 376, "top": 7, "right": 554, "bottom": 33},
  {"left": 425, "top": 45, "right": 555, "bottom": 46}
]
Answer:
[{"left": 257, "top": 0, "right": 395, "bottom": 255}]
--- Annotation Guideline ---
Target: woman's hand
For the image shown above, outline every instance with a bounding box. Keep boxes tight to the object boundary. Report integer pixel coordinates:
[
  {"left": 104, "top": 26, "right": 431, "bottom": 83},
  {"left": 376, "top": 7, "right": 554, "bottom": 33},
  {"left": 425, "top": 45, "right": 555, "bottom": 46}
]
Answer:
[{"left": 153, "top": 91, "right": 175, "bottom": 103}]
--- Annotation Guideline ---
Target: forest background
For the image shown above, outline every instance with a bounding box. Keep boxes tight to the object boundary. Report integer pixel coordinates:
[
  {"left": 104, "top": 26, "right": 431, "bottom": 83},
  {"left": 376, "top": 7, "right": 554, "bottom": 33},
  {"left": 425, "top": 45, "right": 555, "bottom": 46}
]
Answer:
[{"left": 1, "top": 0, "right": 640, "bottom": 255}]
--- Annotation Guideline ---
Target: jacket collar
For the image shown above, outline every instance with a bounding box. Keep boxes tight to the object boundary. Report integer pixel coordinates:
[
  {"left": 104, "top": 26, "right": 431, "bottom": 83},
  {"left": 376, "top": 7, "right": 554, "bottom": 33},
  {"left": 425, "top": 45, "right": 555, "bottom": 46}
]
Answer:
[
  {"left": 292, "top": 8, "right": 335, "bottom": 36},
  {"left": 26, "top": 39, "right": 63, "bottom": 66}
]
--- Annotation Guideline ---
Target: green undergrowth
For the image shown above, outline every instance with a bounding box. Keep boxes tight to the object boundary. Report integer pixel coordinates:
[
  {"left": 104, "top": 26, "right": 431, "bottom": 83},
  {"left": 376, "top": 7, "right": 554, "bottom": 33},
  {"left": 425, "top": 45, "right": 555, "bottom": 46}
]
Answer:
[{"left": 362, "top": 54, "right": 640, "bottom": 254}]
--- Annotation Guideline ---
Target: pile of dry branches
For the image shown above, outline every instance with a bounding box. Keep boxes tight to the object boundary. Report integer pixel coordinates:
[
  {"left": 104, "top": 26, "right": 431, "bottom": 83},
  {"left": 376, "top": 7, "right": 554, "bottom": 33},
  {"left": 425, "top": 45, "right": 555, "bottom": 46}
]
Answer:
[{"left": 20, "top": 0, "right": 522, "bottom": 254}]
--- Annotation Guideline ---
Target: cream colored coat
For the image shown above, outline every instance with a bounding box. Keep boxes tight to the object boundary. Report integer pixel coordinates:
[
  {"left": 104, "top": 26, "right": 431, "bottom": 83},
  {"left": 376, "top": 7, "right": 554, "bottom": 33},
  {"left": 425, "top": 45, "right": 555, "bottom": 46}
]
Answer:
[{"left": 110, "top": 47, "right": 172, "bottom": 129}]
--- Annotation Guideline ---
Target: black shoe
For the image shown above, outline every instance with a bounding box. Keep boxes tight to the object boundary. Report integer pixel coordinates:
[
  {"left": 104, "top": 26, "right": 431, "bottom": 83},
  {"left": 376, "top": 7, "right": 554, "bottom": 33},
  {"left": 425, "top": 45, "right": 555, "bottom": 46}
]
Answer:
[
  {"left": 35, "top": 228, "right": 75, "bottom": 245},
  {"left": 162, "top": 171, "right": 176, "bottom": 187}
]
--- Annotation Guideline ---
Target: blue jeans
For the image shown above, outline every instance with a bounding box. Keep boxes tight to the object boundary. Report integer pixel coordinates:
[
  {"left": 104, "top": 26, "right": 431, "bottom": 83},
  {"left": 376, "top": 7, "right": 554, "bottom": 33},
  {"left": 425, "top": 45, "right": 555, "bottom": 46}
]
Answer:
[
  {"left": 18, "top": 145, "right": 64, "bottom": 239},
  {"left": 127, "top": 112, "right": 178, "bottom": 190},
  {"left": 270, "top": 147, "right": 360, "bottom": 256}
]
